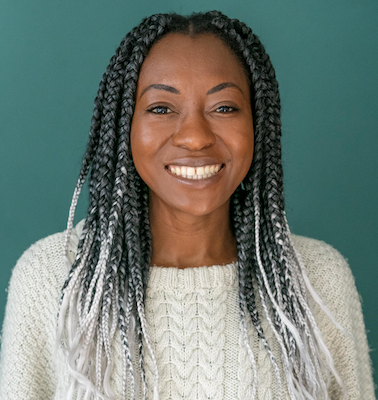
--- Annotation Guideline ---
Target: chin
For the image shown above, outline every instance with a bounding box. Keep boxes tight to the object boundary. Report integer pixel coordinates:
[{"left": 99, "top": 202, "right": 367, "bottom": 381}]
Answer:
[{"left": 172, "top": 195, "right": 231, "bottom": 217}]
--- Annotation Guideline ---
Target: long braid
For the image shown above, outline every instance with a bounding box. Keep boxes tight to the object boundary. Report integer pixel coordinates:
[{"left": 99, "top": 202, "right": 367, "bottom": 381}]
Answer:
[
  {"left": 233, "top": 189, "right": 259, "bottom": 398},
  {"left": 59, "top": 10, "right": 344, "bottom": 400},
  {"left": 233, "top": 187, "right": 282, "bottom": 398}
]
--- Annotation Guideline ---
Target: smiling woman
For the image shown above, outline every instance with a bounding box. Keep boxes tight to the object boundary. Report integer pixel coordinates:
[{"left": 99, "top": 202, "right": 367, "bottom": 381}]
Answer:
[{"left": 0, "top": 10, "right": 374, "bottom": 400}]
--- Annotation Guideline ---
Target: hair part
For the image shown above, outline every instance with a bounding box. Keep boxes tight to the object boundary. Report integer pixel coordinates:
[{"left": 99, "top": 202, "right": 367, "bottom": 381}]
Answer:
[{"left": 59, "top": 10, "right": 345, "bottom": 400}]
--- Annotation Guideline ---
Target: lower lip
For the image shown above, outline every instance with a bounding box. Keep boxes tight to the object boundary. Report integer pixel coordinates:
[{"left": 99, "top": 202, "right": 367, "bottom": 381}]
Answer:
[{"left": 166, "top": 165, "right": 225, "bottom": 187}]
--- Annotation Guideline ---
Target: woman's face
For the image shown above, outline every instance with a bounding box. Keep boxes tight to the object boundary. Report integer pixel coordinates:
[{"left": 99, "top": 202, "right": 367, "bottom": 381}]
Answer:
[{"left": 131, "top": 33, "right": 254, "bottom": 217}]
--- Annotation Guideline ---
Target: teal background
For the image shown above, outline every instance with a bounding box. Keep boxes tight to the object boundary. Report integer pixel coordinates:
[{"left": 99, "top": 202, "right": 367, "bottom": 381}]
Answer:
[{"left": 1, "top": 0, "right": 377, "bottom": 393}]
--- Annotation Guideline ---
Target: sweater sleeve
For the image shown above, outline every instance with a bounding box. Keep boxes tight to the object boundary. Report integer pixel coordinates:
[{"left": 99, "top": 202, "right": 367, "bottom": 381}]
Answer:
[
  {"left": 292, "top": 235, "right": 376, "bottom": 400},
  {"left": 0, "top": 231, "right": 69, "bottom": 400}
]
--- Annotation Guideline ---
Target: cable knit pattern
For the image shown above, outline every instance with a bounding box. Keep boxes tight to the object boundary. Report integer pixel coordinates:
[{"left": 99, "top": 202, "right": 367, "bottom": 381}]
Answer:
[
  {"left": 145, "top": 266, "right": 232, "bottom": 399},
  {"left": 0, "top": 222, "right": 375, "bottom": 399}
]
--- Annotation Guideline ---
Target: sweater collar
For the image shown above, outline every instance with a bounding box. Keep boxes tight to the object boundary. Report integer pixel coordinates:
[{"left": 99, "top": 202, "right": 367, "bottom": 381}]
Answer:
[{"left": 148, "top": 263, "right": 238, "bottom": 291}]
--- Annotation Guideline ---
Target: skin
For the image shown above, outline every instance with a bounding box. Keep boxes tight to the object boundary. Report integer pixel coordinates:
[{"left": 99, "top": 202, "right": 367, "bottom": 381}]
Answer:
[{"left": 130, "top": 33, "right": 254, "bottom": 268}]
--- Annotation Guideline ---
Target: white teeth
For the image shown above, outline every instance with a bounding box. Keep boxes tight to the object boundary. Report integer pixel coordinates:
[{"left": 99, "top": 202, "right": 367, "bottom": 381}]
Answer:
[
  {"left": 168, "top": 164, "right": 222, "bottom": 179},
  {"left": 197, "top": 167, "right": 204, "bottom": 175},
  {"left": 187, "top": 167, "right": 195, "bottom": 176}
]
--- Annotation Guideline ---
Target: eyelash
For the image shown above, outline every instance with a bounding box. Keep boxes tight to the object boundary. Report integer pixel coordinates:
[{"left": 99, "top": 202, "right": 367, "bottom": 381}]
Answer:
[
  {"left": 215, "top": 105, "right": 238, "bottom": 113},
  {"left": 147, "top": 105, "right": 172, "bottom": 114}
]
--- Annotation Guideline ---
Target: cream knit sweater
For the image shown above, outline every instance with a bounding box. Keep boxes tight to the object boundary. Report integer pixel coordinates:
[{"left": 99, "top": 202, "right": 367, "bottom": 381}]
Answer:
[{"left": 0, "top": 222, "right": 375, "bottom": 399}]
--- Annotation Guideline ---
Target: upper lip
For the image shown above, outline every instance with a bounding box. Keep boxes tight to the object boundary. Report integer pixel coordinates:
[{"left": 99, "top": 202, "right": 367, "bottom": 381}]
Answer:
[{"left": 165, "top": 157, "right": 225, "bottom": 168}]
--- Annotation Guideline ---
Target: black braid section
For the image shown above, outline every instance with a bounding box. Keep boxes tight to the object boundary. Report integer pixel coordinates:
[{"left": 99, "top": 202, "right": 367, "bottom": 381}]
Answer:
[
  {"left": 139, "top": 182, "right": 152, "bottom": 290},
  {"left": 232, "top": 190, "right": 272, "bottom": 348}
]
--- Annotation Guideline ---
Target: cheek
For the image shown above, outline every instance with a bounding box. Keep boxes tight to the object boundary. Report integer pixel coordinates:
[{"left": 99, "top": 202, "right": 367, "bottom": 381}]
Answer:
[
  {"left": 130, "top": 119, "right": 168, "bottom": 191},
  {"left": 130, "top": 112, "right": 170, "bottom": 157},
  {"left": 232, "top": 129, "right": 254, "bottom": 175},
  {"left": 131, "top": 119, "right": 152, "bottom": 156},
  {"left": 130, "top": 121, "right": 152, "bottom": 181}
]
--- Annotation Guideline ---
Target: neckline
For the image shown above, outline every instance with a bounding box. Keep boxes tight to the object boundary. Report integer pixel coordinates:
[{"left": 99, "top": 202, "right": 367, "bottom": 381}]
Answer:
[{"left": 148, "top": 262, "right": 238, "bottom": 291}]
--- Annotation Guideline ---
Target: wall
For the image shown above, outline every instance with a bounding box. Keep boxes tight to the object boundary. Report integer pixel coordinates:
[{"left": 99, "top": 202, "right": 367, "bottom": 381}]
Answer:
[{"left": 1, "top": 0, "right": 377, "bottom": 393}]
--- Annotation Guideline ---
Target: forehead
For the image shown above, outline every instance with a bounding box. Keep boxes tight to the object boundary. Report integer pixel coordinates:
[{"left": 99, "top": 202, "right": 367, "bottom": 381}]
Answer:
[{"left": 137, "top": 33, "right": 249, "bottom": 88}]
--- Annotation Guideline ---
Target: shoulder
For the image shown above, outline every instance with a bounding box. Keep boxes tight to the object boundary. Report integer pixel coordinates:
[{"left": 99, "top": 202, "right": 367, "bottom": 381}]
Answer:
[
  {"left": 291, "top": 234, "right": 348, "bottom": 270},
  {"left": 290, "top": 234, "right": 354, "bottom": 293},
  {"left": 290, "top": 234, "right": 361, "bottom": 332},
  {"left": 8, "top": 220, "right": 84, "bottom": 300},
  {"left": 290, "top": 234, "right": 362, "bottom": 344}
]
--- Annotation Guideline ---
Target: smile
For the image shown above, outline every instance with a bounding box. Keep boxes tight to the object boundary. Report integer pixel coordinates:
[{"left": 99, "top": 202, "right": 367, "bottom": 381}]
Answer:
[{"left": 167, "top": 164, "right": 223, "bottom": 179}]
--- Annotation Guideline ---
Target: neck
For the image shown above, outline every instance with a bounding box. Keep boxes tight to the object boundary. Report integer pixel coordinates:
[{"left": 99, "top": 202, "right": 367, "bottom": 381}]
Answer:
[{"left": 149, "top": 196, "right": 237, "bottom": 269}]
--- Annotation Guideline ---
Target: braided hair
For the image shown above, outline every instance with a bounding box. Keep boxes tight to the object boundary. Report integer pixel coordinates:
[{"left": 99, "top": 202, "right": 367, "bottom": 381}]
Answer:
[{"left": 58, "top": 11, "right": 345, "bottom": 400}]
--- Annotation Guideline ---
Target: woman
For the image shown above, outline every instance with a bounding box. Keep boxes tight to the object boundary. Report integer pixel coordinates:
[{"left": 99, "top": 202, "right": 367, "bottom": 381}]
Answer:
[{"left": 0, "top": 10, "right": 374, "bottom": 400}]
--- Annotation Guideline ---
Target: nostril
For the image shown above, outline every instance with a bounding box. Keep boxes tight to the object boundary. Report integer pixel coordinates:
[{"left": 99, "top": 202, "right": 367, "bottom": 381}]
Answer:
[
  {"left": 171, "top": 114, "right": 216, "bottom": 150},
  {"left": 172, "top": 128, "right": 216, "bottom": 150}
]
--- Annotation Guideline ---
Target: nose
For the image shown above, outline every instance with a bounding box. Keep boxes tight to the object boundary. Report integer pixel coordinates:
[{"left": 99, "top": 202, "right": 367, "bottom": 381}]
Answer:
[{"left": 172, "top": 111, "right": 216, "bottom": 151}]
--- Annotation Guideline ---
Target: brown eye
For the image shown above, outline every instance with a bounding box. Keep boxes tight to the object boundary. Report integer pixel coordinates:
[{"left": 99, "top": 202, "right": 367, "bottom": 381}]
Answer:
[
  {"left": 148, "top": 105, "right": 172, "bottom": 114},
  {"left": 215, "top": 105, "right": 238, "bottom": 113}
]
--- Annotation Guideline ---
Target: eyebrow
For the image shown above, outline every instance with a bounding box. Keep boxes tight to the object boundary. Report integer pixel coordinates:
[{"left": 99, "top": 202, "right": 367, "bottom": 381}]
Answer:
[
  {"left": 206, "top": 82, "right": 242, "bottom": 95},
  {"left": 140, "top": 84, "right": 180, "bottom": 97}
]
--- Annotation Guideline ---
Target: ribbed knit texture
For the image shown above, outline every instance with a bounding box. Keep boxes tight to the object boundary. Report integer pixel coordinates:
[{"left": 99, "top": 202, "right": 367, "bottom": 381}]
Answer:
[{"left": 0, "top": 222, "right": 375, "bottom": 399}]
